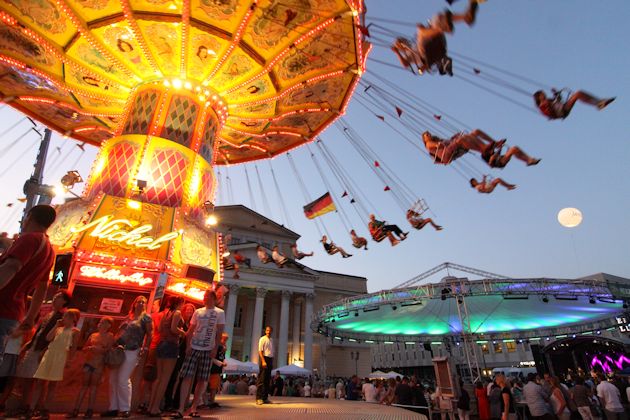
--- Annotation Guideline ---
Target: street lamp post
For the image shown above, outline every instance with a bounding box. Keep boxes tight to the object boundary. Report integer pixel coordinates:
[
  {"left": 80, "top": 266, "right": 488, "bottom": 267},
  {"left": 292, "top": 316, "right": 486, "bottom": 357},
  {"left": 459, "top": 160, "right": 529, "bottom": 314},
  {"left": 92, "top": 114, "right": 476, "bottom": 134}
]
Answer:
[{"left": 350, "top": 351, "right": 360, "bottom": 376}]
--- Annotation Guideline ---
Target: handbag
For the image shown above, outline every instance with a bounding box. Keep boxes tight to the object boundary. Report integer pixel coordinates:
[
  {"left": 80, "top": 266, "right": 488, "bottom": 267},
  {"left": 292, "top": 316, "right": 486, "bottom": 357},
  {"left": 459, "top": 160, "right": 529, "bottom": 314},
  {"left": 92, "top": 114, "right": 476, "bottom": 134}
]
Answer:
[{"left": 105, "top": 345, "right": 125, "bottom": 368}]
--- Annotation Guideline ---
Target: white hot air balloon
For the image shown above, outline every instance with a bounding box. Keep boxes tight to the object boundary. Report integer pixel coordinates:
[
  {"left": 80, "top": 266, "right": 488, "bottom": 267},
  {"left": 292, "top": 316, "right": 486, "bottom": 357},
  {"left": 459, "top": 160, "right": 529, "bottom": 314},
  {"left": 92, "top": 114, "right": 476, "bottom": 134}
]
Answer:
[{"left": 557, "top": 208, "right": 583, "bottom": 228}]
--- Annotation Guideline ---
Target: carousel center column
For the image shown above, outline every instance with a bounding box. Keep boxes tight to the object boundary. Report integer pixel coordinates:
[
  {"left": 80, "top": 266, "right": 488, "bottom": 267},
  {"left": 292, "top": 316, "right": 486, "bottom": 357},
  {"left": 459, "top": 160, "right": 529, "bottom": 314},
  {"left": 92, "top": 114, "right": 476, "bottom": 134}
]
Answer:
[
  {"left": 224, "top": 284, "right": 240, "bottom": 357},
  {"left": 303, "top": 293, "right": 315, "bottom": 371},
  {"left": 277, "top": 290, "right": 292, "bottom": 366},
  {"left": 249, "top": 287, "right": 267, "bottom": 364}
]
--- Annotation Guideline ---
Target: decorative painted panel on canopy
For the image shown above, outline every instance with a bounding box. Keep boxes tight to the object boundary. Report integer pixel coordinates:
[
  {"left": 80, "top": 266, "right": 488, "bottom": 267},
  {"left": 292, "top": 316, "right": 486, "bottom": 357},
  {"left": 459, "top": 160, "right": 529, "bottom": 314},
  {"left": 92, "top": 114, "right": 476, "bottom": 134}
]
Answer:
[{"left": 0, "top": 0, "right": 368, "bottom": 162}]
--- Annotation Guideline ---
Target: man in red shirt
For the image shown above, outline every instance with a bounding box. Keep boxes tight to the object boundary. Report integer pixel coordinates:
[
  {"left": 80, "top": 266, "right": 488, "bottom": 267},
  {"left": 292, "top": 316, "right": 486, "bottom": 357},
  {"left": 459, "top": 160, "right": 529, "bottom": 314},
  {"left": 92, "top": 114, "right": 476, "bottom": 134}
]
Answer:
[{"left": 0, "top": 205, "right": 56, "bottom": 364}]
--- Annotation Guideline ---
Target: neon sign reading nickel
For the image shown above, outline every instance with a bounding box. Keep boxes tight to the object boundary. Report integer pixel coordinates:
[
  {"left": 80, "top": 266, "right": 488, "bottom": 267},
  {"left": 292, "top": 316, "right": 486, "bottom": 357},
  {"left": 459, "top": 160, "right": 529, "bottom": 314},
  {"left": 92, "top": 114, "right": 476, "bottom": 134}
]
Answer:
[{"left": 72, "top": 215, "right": 180, "bottom": 250}]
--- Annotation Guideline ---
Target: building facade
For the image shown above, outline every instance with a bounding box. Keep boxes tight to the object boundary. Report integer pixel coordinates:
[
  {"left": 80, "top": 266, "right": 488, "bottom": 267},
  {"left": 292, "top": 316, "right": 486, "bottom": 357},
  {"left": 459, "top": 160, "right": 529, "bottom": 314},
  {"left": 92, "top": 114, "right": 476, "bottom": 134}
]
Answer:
[{"left": 214, "top": 205, "right": 372, "bottom": 378}]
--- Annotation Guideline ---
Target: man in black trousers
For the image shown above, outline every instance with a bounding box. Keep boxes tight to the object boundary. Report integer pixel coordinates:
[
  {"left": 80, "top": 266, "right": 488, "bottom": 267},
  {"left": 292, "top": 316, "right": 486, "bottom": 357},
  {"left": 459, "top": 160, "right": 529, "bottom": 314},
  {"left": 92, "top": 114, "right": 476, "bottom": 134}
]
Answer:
[{"left": 256, "top": 326, "right": 274, "bottom": 405}]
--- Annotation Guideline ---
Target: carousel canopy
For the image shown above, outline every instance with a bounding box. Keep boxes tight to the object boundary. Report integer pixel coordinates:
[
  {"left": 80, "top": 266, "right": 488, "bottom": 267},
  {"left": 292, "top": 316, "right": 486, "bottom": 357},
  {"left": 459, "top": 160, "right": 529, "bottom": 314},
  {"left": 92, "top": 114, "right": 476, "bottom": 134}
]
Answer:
[
  {"left": 0, "top": 0, "right": 368, "bottom": 163},
  {"left": 316, "top": 274, "right": 630, "bottom": 343}
]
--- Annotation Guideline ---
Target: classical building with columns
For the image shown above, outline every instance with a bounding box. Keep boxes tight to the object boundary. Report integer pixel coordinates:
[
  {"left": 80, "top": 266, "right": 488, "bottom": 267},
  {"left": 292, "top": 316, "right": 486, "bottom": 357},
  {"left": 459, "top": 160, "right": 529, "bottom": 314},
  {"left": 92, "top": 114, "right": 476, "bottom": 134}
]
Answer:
[{"left": 213, "top": 205, "right": 372, "bottom": 378}]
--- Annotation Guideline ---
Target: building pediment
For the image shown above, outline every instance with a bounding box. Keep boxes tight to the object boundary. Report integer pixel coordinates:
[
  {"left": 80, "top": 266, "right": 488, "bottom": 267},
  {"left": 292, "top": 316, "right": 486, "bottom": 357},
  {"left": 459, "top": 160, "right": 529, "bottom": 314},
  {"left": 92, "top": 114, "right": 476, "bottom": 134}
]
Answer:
[{"left": 214, "top": 205, "right": 300, "bottom": 240}]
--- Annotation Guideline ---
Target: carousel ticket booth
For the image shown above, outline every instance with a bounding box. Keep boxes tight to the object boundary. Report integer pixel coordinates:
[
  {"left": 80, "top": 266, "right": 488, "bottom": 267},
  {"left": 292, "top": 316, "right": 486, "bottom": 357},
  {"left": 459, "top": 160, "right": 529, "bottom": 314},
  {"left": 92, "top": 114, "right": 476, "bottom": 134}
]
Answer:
[
  {"left": 48, "top": 193, "right": 221, "bottom": 320},
  {"left": 40, "top": 192, "right": 221, "bottom": 412}
]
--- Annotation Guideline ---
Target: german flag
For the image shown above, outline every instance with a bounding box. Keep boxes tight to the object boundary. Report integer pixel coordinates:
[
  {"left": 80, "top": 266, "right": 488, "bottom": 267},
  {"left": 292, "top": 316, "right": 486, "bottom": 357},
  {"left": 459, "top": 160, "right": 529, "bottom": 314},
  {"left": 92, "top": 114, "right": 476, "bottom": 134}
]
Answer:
[{"left": 303, "top": 192, "right": 336, "bottom": 220}]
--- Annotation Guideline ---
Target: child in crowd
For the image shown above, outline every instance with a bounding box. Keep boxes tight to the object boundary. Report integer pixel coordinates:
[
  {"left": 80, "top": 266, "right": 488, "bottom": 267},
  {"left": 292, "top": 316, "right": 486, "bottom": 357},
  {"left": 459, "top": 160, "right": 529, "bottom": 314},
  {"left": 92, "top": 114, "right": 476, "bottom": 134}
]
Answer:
[
  {"left": 0, "top": 323, "right": 35, "bottom": 410},
  {"left": 67, "top": 317, "right": 114, "bottom": 418},
  {"left": 27, "top": 309, "right": 81, "bottom": 419}
]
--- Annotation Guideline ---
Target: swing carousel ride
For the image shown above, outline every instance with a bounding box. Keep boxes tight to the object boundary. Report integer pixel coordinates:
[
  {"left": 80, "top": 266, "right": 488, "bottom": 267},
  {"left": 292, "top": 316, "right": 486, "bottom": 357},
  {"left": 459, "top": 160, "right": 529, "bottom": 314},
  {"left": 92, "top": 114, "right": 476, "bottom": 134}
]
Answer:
[
  {"left": 0, "top": 0, "right": 624, "bottom": 337},
  {"left": 0, "top": 0, "right": 368, "bottom": 310}
]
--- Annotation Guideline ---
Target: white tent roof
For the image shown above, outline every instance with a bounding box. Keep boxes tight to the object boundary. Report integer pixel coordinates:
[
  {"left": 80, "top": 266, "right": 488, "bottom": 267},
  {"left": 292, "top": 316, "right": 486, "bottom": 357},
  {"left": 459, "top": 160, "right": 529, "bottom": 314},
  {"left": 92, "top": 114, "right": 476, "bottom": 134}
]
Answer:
[
  {"left": 386, "top": 370, "right": 403, "bottom": 378},
  {"left": 271, "top": 363, "right": 311, "bottom": 377},
  {"left": 368, "top": 370, "right": 388, "bottom": 379},
  {"left": 223, "top": 358, "right": 259, "bottom": 375}
]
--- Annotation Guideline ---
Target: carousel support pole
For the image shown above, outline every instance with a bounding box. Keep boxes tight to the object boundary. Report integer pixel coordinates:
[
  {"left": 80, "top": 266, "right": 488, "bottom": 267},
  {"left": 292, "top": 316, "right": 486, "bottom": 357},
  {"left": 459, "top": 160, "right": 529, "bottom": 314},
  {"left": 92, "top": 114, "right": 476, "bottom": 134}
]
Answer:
[{"left": 21, "top": 127, "right": 52, "bottom": 229}]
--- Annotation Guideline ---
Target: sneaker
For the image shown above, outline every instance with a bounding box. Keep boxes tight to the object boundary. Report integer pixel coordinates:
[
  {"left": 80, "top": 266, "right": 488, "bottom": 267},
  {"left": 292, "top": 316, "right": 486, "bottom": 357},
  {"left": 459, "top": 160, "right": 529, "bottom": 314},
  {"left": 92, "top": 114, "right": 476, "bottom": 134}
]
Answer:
[
  {"left": 101, "top": 410, "right": 118, "bottom": 418},
  {"left": 119, "top": 412, "right": 130, "bottom": 418},
  {"left": 263, "top": 400, "right": 272, "bottom": 404},
  {"left": 597, "top": 97, "right": 615, "bottom": 110},
  {"left": 256, "top": 400, "right": 264, "bottom": 405}
]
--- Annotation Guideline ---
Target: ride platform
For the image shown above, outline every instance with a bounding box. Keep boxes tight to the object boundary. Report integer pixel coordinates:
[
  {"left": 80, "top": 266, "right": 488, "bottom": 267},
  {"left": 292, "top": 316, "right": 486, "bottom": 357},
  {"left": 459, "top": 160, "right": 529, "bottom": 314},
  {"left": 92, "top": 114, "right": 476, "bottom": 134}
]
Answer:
[{"left": 4, "top": 395, "right": 423, "bottom": 420}]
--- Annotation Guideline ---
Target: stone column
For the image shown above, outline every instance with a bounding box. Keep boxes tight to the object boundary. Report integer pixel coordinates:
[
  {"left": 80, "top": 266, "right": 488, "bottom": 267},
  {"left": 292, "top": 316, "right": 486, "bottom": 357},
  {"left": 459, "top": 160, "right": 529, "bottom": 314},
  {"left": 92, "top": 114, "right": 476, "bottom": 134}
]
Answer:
[
  {"left": 291, "top": 296, "right": 302, "bottom": 364},
  {"left": 303, "top": 293, "right": 315, "bottom": 371},
  {"left": 249, "top": 287, "right": 267, "bottom": 364},
  {"left": 268, "top": 293, "right": 280, "bottom": 355},
  {"left": 277, "top": 290, "right": 291, "bottom": 367},
  {"left": 224, "top": 284, "right": 240, "bottom": 357}
]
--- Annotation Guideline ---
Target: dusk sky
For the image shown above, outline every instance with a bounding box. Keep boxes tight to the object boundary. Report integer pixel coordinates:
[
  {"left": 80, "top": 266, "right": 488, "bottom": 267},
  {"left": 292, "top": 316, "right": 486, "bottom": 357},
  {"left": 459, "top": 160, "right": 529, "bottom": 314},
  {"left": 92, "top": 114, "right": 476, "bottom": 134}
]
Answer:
[{"left": 0, "top": 0, "right": 628, "bottom": 292}]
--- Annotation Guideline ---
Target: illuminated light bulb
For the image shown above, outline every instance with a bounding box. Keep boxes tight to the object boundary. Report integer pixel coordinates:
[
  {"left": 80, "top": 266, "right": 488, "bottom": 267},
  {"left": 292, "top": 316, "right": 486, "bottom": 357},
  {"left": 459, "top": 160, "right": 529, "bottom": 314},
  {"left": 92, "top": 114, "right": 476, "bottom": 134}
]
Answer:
[
  {"left": 195, "top": 86, "right": 201, "bottom": 92},
  {"left": 178, "top": 229, "right": 184, "bottom": 235},
  {"left": 172, "top": 79, "right": 183, "bottom": 89},
  {"left": 352, "top": 9, "right": 359, "bottom": 17},
  {"left": 163, "top": 80, "right": 170, "bottom": 87},
  {"left": 212, "top": 95, "right": 217, "bottom": 100},
  {"left": 204, "top": 90, "right": 210, "bottom": 96},
  {"left": 206, "top": 215, "right": 218, "bottom": 226},
  {"left": 184, "top": 81, "right": 192, "bottom": 90},
  {"left": 199, "top": 95, "right": 206, "bottom": 101},
  {"left": 53, "top": 185, "right": 66, "bottom": 197},
  {"left": 127, "top": 199, "right": 141, "bottom": 210}
]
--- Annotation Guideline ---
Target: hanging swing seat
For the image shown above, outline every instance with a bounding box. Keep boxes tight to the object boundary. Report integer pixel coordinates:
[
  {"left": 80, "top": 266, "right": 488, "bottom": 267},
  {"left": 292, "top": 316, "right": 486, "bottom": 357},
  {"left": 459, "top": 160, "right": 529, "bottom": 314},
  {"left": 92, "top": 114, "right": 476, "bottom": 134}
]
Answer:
[
  {"left": 324, "top": 243, "right": 340, "bottom": 255},
  {"left": 410, "top": 199, "right": 429, "bottom": 215},
  {"left": 370, "top": 228, "right": 388, "bottom": 242},
  {"left": 258, "top": 253, "right": 273, "bottom": 264},
  {"left": 222, "top": 258, "right": 235, "bottom": 270}
]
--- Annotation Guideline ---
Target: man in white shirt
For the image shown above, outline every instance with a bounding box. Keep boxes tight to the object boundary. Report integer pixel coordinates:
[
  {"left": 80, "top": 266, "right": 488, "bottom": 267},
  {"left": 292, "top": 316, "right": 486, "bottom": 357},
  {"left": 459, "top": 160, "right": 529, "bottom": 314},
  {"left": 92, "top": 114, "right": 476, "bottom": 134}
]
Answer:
[
  {"left": 304, "top": 382, "right": 311, "bottom": 397},
  {"left": 596, "top": 374, "right": 626, "bottom": 420},
  {"left": 256, "top": 326, "right": 274, "bottom": 405},
  {"left": 362, "top": 379, "right": 377, "bottom": 403},
  {"left": 174, "top": 290, "right": 225, "bottom": 418}
]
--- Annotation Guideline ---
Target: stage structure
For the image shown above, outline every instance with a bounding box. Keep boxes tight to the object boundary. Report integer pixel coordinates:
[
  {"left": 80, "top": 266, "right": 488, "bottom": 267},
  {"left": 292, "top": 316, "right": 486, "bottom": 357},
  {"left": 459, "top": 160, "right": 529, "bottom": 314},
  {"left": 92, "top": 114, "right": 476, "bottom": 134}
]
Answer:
[
  {"left": 0, "top": 0, "right": 368, "bottom": 315},
  {"left": 315, "top": 267, "right": 630, "bottom": 382}
]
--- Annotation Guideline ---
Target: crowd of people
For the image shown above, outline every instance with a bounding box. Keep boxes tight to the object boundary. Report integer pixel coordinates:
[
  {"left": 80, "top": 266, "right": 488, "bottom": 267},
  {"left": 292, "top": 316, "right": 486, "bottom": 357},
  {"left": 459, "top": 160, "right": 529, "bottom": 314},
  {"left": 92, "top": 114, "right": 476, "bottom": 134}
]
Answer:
[{"left": 0, "top": 256, "right": 227, "bottom": 420}]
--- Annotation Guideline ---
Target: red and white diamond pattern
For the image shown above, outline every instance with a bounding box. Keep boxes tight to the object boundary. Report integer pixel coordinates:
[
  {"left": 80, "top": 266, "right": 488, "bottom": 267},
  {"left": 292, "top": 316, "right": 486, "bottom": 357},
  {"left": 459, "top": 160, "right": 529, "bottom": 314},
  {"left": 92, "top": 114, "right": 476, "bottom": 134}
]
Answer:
[
  {"left": 89, "top": 142, "right": 138, "bottom": 198},
  {"left": 123, "top": 91, "right": 160, "bottom": 135},
  {"left": 161, "top": 97, "right": 198, "bottom": 147},
  {"left": 144, "top": 149, "right": 189, "bottom": 207},
  {"left": 201, "top": 170, "right": 214, "bottom": 204}
]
